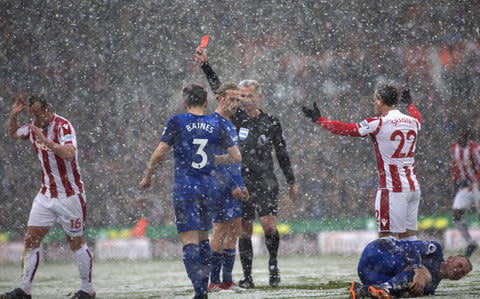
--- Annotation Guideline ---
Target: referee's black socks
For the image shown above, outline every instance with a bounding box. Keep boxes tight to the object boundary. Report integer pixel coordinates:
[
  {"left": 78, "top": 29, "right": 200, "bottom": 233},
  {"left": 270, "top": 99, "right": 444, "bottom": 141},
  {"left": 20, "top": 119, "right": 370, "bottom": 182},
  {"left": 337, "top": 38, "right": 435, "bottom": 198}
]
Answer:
[
  {"left": 239, "top": 238, "right": 253, "bottom": 278},
  {"left": 265, "top": 230, "right": 279, "bottom": 267}
]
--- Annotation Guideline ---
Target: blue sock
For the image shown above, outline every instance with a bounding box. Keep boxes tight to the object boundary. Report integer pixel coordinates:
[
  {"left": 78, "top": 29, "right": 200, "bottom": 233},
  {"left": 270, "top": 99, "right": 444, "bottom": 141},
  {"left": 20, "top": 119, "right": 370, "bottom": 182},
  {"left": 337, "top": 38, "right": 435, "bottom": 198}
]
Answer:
[
  {"left": 210, "top": 251, "right": 223, "bottom": 284},
  {"left": 183, "top": 244, "right": 204, "bottom": 297},
  {"left": 199, "top": 240, "right": 211, "bottom": 291},
  {"left": 222, "top": 248, "right": 236, "bottom": 283}
]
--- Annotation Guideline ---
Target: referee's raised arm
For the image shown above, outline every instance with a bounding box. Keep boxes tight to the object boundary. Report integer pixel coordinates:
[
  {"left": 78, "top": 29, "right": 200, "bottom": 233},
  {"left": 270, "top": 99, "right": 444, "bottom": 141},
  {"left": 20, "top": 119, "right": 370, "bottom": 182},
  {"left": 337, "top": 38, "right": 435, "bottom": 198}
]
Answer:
[{"left": 195, "top": 46, "right": 221, "bottom": 93}]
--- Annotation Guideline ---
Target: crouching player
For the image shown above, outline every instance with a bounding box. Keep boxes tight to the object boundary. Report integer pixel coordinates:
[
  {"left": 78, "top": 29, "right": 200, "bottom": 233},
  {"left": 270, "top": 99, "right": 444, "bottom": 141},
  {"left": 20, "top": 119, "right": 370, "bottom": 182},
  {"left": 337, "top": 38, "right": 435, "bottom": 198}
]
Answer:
[{"left": 349, "top": 238, "right": 472, "bottom": 298}]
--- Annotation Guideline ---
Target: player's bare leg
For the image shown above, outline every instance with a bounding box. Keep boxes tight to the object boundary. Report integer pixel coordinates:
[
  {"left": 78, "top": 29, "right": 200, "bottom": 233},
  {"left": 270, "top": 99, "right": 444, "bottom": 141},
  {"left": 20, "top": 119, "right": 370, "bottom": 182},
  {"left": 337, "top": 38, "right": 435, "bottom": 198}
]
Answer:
[
  {"left": 221, "top": 218, "right": 241, "bottom": 289},
  {"left": 378, "top": 232, "right": 399, "bottom": 239},
  {"left": 260, "top": 215, "right": 281, "bottom": 287},
  {"left": 398, "top": 229, "right": 417, "bottom": 241},
  {"left": 209, "top": 222, "right": 229, "bottom": 291}
]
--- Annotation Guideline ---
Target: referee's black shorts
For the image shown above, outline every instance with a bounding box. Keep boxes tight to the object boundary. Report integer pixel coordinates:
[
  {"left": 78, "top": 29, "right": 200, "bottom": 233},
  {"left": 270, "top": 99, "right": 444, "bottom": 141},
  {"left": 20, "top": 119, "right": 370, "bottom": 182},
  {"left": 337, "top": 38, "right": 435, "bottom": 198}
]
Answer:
[{"left": 242, "top": 175, "right": 279, "bottom": 221}]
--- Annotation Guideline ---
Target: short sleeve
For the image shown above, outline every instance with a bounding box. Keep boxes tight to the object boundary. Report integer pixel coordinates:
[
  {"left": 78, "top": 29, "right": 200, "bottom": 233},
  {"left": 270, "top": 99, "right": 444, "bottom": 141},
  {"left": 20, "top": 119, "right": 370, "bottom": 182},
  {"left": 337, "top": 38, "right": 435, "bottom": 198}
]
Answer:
[
  {"left": 357, "top": 117, "right": 381, "bottom": 137},
  {"left": 59, "top": 122, "right": 76, "bottom": 146},
  {"left": 218, "top": 124, "right": 235, "bottom": 150},
  {"left": 16, "top": 125, "right": 30, "bottom": 140},
  {"left": 160, "top": 116, "right": 180, "bottom": 146}
]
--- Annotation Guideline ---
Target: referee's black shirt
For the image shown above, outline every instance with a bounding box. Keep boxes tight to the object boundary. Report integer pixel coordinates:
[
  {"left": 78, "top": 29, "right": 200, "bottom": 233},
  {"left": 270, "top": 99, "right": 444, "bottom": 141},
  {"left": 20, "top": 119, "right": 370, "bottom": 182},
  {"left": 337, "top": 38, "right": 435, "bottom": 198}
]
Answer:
[{"left": 200, "top": 61, "right": 295, "bottom": 187}]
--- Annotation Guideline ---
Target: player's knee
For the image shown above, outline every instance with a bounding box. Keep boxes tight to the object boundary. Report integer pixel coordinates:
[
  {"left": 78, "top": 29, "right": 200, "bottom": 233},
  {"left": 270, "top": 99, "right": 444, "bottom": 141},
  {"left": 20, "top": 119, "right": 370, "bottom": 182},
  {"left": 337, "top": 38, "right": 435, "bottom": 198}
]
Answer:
[
  {"left": 262, "top": 225, "right": 276, "bottom": 236},
  {"left": 24, "top": 234, "right": 42, "bottom": 249}
]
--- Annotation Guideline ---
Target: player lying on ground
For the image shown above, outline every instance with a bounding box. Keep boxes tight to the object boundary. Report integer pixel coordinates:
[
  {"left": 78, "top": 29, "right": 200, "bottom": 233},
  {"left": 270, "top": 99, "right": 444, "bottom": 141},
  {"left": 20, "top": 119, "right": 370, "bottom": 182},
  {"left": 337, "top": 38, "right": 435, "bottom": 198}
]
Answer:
[{"left": 349, "top": 238, "right": 472, "bottom": 299}]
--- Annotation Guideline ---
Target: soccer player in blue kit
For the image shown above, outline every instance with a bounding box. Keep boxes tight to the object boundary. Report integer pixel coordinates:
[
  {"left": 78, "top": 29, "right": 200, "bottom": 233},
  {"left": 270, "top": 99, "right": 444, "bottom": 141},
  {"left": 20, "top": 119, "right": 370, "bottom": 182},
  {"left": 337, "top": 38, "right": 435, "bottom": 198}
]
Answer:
[
  {"left": 349, "top": 238, "right": 472, "bottom": 299},
  {"left": 208, "top": 82, "right": 249, "bottom": 291},
  {"left": 140, "top": 84, "right": 241, "bottom": 299}
]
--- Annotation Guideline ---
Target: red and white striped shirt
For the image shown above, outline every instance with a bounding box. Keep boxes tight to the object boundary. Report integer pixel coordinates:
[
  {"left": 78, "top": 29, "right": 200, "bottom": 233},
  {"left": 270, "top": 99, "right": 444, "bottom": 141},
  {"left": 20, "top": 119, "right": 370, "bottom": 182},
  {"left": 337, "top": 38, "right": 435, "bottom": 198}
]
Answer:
[
  {"left": 17, "top": 114, "right": 84, "bottom": 198},
  {"left": 317, "top": 104, "right": 422, "bottom": 192},
  {"left": 451, "top": 140, "right": 480, "bottom": 184}
]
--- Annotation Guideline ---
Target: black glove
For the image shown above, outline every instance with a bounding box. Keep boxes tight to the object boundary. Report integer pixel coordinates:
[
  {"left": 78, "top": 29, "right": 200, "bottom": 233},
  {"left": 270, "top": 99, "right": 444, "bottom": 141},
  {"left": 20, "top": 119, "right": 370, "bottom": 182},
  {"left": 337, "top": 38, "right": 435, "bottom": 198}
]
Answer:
[
  {"left": 400, "top": 88, "right": 412, "bottom": 104},
  {"left": 302, "top": 102, "right": 321, "bottom": 123}
]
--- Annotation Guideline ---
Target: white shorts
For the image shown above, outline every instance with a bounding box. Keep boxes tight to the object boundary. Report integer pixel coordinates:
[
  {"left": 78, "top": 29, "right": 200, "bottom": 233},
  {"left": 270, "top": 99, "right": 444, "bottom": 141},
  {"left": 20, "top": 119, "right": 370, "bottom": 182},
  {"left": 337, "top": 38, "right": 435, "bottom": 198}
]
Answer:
[
  {"left": 375, "top": 189, "right": 420, "bottom": 233},
  {"left": 452, "top": 183, "right": 480, "bottom": 211},
  {"left": 28, "top": 192, "right": 87, "bottom": 237}
]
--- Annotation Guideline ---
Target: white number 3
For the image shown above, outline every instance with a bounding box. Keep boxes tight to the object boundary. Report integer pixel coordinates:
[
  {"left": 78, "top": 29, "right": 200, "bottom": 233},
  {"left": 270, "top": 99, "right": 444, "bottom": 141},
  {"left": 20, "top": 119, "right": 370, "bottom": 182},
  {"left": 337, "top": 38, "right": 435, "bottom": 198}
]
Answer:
[{"left": 192, "top": 138, "right": 208, "bottom": 169}]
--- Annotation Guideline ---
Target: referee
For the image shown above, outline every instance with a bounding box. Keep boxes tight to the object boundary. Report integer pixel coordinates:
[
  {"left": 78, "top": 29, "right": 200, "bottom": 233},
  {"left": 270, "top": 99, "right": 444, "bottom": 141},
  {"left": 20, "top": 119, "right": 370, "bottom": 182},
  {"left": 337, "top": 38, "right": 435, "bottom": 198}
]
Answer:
[{"left": 195, "top": 47, "right": 298, "bottom": 288}]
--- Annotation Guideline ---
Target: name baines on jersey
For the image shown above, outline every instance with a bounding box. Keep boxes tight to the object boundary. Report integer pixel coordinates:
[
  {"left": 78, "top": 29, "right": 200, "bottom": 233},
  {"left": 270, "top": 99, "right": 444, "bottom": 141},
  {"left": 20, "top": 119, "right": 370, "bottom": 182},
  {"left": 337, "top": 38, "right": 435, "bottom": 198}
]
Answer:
[
  {"left": 160, "top": 113, "right": 235, "bottom": 180},
  {"left": 16, "top": 114, "right": 84, "bottom": 198}
]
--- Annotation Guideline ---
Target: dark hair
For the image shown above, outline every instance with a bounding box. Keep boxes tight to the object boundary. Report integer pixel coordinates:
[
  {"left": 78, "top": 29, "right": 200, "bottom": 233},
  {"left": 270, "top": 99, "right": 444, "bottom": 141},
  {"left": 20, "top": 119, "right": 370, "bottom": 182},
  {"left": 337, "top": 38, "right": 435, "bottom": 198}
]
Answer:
[
  {"left": 216, "top": 82, "right": 238, "bottom": 100},
  {"left": 376, "top": 84, "right": 398, "bottom": 106},
  {"left": 182, "top": 84, "right": 207, "bottom": 107},
  {"left": 457, "top": 122, "right": 472, "bottom": 137},
  {"left": 28, "top": 94, "right": 49, "bottom": 110},
  {"left": 457, "top": 122, "right": 472, "bottom": 145}
]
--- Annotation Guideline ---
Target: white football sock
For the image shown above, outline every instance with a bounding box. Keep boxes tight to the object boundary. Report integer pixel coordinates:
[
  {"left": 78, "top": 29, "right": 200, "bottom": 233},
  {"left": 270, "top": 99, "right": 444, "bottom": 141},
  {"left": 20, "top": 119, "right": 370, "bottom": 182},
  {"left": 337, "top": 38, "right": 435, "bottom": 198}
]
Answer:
[
  {"left": 75, "top": 244, "right": 94, "bottom": 293},
  {"left": 455, "top": 219, "right": 473, "bottom": 243},
  {"left": 20, "top": 247, "right": 41, "bottom": 294}
]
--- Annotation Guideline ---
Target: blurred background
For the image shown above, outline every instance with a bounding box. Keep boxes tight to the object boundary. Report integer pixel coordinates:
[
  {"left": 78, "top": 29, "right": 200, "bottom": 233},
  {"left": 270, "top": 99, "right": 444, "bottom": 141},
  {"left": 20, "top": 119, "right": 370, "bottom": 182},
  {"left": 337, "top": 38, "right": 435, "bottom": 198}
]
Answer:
[{"left": 1, "top": 0, "right": 479, "bottom": 239}]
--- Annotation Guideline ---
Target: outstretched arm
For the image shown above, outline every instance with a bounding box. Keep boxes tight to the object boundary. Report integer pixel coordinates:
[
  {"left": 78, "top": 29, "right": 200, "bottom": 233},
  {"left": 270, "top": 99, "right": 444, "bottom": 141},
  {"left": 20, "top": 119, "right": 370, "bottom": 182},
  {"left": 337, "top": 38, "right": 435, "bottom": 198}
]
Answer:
[
  {"left": 302, "top": 102, "right": 362, "bottom": 137},
  {"left": 195, "top": 46, "right": 222, "bottom": 93},
  {"left": 316, "top": 118, "right": 362, "bottom": 137}
]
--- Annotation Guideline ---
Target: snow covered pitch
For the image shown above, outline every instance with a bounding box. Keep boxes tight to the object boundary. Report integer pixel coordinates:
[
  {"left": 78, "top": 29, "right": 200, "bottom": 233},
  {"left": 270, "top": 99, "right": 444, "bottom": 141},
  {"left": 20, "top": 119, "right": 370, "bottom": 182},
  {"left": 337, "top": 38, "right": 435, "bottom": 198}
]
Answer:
[{"left": 0, "top": 253, "right": 478, "bottom": 298}]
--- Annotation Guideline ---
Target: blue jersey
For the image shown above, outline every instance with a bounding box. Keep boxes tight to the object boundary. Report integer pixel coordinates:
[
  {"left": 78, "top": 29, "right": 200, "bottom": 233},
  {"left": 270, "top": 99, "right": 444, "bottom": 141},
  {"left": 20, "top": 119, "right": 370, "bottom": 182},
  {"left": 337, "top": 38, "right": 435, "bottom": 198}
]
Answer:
[
  {"left": 161, "top": 113, "right": 235, "bottom": 189},
  {"left": 358, "top": 238, "right": 444, "bottom": 296},
  {"left": 161, "top": 113, "right": 235, "bottom": 233},
  {"left": 211, "top": 112, "right": 244, "bottom": 191}
]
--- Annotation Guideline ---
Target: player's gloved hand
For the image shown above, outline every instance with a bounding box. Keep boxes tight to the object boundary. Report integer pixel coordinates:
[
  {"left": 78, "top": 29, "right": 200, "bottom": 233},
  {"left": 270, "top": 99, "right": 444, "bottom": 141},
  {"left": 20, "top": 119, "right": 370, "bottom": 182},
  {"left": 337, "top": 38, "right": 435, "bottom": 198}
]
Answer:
[
  {"left": 400, "top": 88, "right": 412, "bottom": 104},
  {"left": 302, "top": 102, "right": 321, "bottom": 123}
]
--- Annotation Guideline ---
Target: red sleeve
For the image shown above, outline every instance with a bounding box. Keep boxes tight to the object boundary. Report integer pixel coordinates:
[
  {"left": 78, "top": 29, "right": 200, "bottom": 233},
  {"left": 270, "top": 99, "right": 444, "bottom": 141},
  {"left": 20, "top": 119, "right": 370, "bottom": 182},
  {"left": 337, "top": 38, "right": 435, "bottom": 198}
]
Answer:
[
  {"left": 316, "top": 117, "right": 361, "bottom": 137},
  {"left": 407, "top": 104, "right": 422, "bottom": 125}
]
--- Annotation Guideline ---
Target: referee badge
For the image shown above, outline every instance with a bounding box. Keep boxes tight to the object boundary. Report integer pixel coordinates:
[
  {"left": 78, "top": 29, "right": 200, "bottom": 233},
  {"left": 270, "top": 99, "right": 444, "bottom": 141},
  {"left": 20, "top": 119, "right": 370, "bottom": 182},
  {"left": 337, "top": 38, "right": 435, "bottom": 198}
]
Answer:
[{"left": 239, "top": 127, "right": 249, "bottom": 140}]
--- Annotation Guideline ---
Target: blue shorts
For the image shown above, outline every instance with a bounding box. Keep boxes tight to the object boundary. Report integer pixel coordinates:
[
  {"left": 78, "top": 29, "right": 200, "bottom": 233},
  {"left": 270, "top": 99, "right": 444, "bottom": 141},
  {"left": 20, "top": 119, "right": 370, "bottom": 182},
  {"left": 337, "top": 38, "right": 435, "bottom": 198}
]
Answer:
[
  {"left": 213, "top": 187, "right": 242, "bottom": 223},
  {"left": 172, "top": 178, "right": 216, "bottom": 233}
]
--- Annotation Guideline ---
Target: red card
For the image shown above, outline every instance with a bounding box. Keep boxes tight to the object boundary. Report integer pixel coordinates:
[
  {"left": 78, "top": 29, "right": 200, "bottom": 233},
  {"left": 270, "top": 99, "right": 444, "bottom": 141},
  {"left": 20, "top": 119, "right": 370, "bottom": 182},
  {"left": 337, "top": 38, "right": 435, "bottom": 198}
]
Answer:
[{"left": 200, "top": 34, "right": 209, "bottom": 48}]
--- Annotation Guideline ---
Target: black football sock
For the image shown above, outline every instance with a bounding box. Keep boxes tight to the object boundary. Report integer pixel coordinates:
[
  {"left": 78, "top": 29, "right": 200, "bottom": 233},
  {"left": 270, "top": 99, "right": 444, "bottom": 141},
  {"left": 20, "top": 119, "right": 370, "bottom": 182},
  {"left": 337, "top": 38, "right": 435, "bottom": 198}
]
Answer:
[
  {"left": 265, "top": 230, "right": 279, "bottom": 267},
  {"left": 239, "top": 238, "right": 253, "bottom": 278}
]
